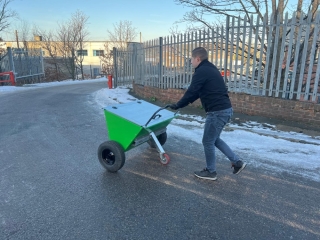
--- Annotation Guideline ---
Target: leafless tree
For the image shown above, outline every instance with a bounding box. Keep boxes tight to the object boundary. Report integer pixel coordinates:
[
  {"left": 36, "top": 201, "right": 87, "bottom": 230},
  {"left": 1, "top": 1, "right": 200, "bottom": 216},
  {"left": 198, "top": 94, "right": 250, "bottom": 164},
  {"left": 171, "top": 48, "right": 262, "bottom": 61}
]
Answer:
[
  {"left": 0, "top": 0, "right": 16, "bottom": 34},
  {"left": 56, "top": 23, "right": 76, "bottom": 80},
  {"left": 33, "top": 26, "right": 66, "bottom": 81},
  {"left": 33, "top": 11, "right": 89, "bottom": 81},
  {"left": 0, "top": 0, "right": 16, "bottom": 63},
  {"left": 175, "top": 0, "right": 272, "bottom": 31},
  {"left": 0, "top": 36, "right": 6, "bottom": 74},
  {"left": 13, "top": 19, "right": 33, "bottom": 50},
  {"left": 70, "top": 10, "right": 89, "bottom": 79},
  {"left": 100, "top": 41, "right": 114, "bottom": 76},
  {"left": 107, "top": 20, "right": 137, "bottom": 49},
  {"left": 56, "top": 10, "right": 89, "bottom": 80},
  {"left": 100, "top": 20, "right": 137, "bottom": 76}
]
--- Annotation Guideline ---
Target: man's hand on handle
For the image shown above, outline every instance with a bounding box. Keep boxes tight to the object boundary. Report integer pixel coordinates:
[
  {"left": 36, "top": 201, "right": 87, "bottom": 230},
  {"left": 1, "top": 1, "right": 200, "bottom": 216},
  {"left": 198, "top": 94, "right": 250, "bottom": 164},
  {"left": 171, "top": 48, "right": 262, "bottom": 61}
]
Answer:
[{"left": 168, "top": 104, "right": 179, "bottom": 110}]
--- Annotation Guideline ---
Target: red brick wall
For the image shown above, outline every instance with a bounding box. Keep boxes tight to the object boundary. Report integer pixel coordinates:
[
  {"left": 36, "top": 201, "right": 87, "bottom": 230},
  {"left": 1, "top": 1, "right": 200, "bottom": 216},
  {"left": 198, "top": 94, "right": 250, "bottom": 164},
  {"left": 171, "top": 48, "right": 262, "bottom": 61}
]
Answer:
[{"left": 133, "top": 83, "right": 320, "bottom": 126}]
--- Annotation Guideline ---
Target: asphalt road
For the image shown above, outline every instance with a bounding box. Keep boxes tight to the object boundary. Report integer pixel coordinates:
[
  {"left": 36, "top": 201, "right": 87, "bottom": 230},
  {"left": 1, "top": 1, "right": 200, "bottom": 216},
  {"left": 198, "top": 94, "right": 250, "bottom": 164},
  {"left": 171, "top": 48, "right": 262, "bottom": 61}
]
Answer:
[{"left": 1, "top": 81, "right": 319, "bottom": 240}]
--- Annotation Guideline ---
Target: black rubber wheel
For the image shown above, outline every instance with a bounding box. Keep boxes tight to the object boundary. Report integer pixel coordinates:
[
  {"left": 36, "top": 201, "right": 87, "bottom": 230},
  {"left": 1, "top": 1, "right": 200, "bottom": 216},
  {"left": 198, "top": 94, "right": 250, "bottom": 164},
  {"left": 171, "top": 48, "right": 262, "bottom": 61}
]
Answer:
[
  {"left": 147, "top": 132, "right": 167, "bottom": 148},
  {"left": 97, "top": 141, "right": 125, "bottom": 172}
]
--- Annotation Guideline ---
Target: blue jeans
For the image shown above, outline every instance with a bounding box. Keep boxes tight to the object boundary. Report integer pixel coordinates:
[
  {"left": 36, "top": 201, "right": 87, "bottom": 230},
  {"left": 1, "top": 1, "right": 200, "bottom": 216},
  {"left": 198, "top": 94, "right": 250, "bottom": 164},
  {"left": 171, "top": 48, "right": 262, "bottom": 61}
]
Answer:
[{"left": 202, "top": 108, "right": 240, "bottom": 173}]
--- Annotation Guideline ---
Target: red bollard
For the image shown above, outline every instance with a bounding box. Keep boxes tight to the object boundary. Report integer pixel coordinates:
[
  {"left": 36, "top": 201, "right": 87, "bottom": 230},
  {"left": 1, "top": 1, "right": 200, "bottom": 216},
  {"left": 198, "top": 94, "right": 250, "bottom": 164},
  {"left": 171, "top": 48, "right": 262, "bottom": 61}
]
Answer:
[
  {"left": 107, "top": 75, "right": 112, "bottom": 89},
  {"left": 9, "top": 71, "right": 15, "bottom": 86}
]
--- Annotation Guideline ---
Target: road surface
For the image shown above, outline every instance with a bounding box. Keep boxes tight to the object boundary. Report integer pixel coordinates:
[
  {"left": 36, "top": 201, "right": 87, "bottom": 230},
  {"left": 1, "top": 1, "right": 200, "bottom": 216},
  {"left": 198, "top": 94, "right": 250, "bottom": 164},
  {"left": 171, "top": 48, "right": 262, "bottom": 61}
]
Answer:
[{"left": 0, "top": 81, "right": 319, "bottom": 239}]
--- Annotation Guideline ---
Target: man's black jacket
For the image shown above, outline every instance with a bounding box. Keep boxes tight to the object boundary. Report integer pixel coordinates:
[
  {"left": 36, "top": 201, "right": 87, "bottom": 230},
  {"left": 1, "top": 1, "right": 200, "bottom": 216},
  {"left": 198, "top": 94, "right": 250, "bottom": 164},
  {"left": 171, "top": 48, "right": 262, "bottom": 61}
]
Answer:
[{"left": 176, "top": 59, "right": 232, "bottom": 112}]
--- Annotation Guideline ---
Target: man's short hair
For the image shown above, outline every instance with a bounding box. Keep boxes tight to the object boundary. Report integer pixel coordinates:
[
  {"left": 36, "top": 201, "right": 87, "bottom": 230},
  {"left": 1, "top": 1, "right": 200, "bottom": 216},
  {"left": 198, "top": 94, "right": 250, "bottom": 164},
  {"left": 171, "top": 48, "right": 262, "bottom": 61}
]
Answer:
[{"left": 192, "top": 47, "right": 208, "bottom": 61}]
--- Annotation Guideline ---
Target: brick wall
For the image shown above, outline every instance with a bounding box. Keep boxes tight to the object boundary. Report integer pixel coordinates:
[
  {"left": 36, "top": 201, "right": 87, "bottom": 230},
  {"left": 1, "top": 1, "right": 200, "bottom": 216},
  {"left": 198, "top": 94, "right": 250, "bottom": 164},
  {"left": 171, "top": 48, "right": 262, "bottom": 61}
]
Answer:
[{"left": 132, "top": 83, "right": 320, "bottom": 126}]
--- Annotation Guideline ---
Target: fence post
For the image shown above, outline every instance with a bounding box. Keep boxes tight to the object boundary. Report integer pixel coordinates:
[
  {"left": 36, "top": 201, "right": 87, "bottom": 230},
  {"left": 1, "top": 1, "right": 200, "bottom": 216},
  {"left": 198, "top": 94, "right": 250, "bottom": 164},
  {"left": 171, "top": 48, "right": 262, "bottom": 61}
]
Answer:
[
  {"left": 40, "top": 48, "right": 45, "bottom": 79},
  {"left": 224, "top": 16, "right": 230, "bottom": 83},
  {"left": 7, "top": 47, "right": 14, "bottom": 71},
  {"left": 132, "top": 43, "right": 137, "bottom": 85},
  {"left": 7, "top": 47, "right": 16, "bottom": 84},
  {"left": 113, "top": 47, "right": 117, "bottom": 88},
  {"left": 159, "top": 37, "right": 163, "bottom": 88}
]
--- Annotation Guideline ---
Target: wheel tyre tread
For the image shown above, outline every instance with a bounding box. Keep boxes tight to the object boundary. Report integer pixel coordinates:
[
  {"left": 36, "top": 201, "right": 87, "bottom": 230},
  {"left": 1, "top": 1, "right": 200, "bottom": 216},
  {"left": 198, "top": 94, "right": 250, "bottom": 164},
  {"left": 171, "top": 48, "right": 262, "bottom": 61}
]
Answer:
[{"left": 97, "top": 141, "right": 125, "bottom": 172}]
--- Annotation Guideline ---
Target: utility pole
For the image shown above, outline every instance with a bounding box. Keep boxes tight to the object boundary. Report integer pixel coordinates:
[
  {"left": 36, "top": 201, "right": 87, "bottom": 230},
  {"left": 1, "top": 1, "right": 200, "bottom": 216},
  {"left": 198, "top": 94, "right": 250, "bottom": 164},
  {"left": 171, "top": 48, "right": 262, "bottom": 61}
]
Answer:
[{"left": 15, "top": 30, "right": 20, "bottom": 49}]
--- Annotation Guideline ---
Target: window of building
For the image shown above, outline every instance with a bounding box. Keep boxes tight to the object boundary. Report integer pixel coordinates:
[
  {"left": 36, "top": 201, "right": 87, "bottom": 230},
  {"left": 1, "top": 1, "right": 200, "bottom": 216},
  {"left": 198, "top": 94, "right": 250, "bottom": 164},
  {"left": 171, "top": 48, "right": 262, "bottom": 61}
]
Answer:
[
  {"left": 93, "top": 50, "right": 104, "bottom": 56},
  {"left": 77, "top": 50, "right": 88, "bottom": 56}
]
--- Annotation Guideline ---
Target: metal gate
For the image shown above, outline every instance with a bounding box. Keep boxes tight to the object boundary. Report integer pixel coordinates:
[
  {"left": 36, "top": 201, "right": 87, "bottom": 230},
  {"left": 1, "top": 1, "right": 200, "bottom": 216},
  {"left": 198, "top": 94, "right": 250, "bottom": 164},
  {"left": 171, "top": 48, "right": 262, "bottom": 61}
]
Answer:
[
  {"left": 0, "top": 47, "right": 45, "bottom": 84},
  {"left": 113, "top": 41, "right": 193, "bottom": 89},
  {"left": 113, "top": 12, "right": 320, "bottom": 103},
  {"left": 113, "top": 43, "right": 145, "bottom": 88}
]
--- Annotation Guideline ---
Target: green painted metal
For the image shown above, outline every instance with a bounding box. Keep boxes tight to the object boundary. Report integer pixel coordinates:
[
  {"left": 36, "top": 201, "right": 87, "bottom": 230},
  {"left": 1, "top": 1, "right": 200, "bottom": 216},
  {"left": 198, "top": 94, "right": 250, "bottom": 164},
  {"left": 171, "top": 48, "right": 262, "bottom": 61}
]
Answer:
[
  {"left": 104, "top": 110, "right": 143, "bottom": 151},
  {"left": 103, "top": 100, "right": 176, "bottom": 152}
]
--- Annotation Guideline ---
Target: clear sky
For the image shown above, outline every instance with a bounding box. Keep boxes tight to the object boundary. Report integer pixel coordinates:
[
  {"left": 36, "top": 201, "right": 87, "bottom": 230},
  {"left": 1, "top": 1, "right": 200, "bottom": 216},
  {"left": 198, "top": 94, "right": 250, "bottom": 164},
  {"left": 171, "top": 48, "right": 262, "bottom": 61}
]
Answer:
[
  {"left": 4, "top": 0, "right": 301, "bottom": 42},
  {"left": 5, "top": 0, "right": 189, "bottom": 42}
]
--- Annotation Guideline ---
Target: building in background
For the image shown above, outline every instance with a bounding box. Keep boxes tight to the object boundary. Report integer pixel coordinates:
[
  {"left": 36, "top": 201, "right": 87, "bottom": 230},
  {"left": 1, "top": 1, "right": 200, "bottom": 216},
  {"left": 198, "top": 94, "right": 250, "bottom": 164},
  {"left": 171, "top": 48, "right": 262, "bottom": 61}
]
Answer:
[{"left": 3, "top": 38, "right": 111, "bottom": 79}]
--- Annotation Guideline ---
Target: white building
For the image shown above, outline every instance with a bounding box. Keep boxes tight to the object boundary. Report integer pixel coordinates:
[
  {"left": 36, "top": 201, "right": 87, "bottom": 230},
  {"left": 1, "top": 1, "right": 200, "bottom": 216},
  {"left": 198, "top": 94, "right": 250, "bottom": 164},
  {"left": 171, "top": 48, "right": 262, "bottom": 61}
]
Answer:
[{"left": 77, "top": 41, "right": 107, "bottom": 77}]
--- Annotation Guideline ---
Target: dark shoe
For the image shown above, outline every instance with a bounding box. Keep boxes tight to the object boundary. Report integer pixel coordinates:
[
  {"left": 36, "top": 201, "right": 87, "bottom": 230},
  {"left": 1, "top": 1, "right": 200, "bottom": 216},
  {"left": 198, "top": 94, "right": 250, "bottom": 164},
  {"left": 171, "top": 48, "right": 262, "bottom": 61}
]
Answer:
[
  {"left": 232, "top": 161, "right": 247, "bottom": 174},
  {"left": 194, "top": 168, "right": 217, "bottom": 180}
]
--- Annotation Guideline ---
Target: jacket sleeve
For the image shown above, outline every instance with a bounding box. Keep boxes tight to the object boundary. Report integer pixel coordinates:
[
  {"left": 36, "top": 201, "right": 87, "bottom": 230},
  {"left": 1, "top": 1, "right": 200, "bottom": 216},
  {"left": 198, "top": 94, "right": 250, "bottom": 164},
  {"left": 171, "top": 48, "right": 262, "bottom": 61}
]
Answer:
[{"left": 176, "top": 70, "right": 205, "bottom": 108}]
